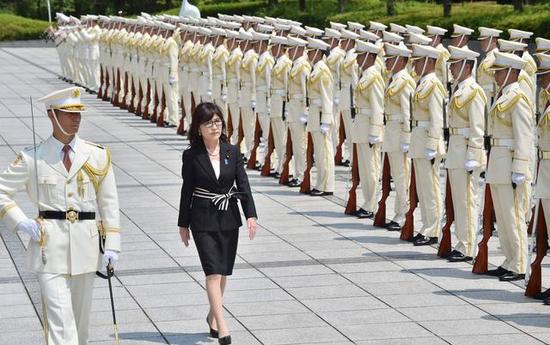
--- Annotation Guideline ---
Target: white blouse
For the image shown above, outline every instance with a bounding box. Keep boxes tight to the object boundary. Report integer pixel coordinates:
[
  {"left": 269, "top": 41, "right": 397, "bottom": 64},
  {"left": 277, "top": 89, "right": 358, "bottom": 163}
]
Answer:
[{"left": 210, "top": 158, "right": 220, "bottom": 179}]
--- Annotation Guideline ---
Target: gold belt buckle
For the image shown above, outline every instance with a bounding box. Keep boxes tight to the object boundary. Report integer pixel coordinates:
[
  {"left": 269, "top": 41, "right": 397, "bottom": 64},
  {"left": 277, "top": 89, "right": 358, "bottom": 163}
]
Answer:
[{"left": 66, "top": 208, "right": 79, "bottom": 224}]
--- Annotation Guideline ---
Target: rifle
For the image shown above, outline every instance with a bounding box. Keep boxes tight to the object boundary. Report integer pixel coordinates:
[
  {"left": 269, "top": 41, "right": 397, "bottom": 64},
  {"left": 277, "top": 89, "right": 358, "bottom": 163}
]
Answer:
[
  {"left": 279, "top": 128, "right": 293, "bottom": 185},
  {"left": 400, "top": 161, "right": 418, "bottom": 241},
  {"left": 525, "top": 200, "right": 548, "bottom": 297},
  {"left": 113, "top": 68, "right": 121, "bottom": 107},
  {"left": 472, "top": 183, "right": 495, "bottom": 273},
  {"left": 261, "top": 125, "right": 275, "bottom": 176},
  {"left": 136, "top": 82, "right": 143, "bottom": 117},
  {"left": 300, "top": 132, "right": 314, "bottom": 194},
  {"left": 102, "top": 69, "right": 110, "bottom": 101},
  {"left": 237, "top": 110, "right": 245, "bottom": 147},
  {"left": 129, "top": 76, "right": 136, "bottom": 114},
  {"left": 335, "top": 113, "right": 346, "bottom": 165},
  {"left": 373, "top": 153, "right": 391, "bottom": 226},
  {"left": 121, "top": 71, "right": 129, "bottom": 110},
  {"left": 156, "top": 89, "right": 166, "bottom": 127},
  {"left": 98, "top": 64, "right": 104, "bottom": 99},
  {"left": 227, "top": 106, "right": 234, "bottom": 140},
  {"left": 150, "top": 83, "right": 159, "bottom": 123},
  {"left": 437, "top": 173, "right": 454, "bottom": 257},
  {"left": 142, "top": 80, "right": 151, "bottom": 120},
  {"left": 177, "top": 96, "right": 185, "bottom": 135},
  {"left": 246, "top": 115, "right": 261, "bottom": 170},
  {"left": 344, "top": 144, "right": 360, "bottom": 215},
  {"left": 443, "top": 97, "right": 449, "bottom": 144}
]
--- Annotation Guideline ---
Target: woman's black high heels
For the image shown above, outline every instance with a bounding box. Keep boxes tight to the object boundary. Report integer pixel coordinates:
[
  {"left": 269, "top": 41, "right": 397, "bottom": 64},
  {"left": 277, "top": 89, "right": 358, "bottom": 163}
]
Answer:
[
  {"left": 218, "top": 335, "right": 232, "bottom": 345},
  {"left": 206, "top": 315, "right": 218, "bottom": 338}
]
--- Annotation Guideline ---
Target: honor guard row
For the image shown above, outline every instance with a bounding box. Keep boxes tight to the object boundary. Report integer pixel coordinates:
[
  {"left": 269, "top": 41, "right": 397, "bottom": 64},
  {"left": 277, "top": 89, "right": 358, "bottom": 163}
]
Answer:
[{"left": 47, "top": 13, "right": 550, "bottom": 302}]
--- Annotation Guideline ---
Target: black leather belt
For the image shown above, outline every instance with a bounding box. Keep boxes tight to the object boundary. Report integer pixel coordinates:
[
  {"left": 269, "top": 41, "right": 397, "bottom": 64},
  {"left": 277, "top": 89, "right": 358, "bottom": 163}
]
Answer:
[{"left": 39, "top": 209, "right": 96, "bottom": 224}]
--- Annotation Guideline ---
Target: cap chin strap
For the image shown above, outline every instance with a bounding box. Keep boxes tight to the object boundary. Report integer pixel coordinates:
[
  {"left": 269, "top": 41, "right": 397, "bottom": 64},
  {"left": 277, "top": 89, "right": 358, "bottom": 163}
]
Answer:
[
  {"left": 494, "top": 68, "right": 512, "bottom": 106},
  {"left": 485, "top": 36, "right": 494, "bottom": 53},
  {"left": 359, "top": 52, "right": 369, "bottom": 71},
  {"left": 311, "top": 49, "right": 320, "bottom": 63},
  {"left": 51, "top": 110, "right": 77, "bottom": 136},
  {"left": 457, "top": 35, "right": 465, "bottom": 47},
  {"left": 389, "top": 56, "right": 399, "bottom": 74},
  {"left": 420, "top": 57, "right": 429, "bottom": 77},
  {"left": 452, "top": 60, "right": 467, "bottom": 91}
]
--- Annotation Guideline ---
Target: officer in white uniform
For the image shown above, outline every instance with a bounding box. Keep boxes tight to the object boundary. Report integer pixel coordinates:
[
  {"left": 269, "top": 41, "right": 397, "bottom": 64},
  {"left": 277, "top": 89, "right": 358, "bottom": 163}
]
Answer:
[{"left": 0, "top": 87, "right": 121, "bottom": 345}]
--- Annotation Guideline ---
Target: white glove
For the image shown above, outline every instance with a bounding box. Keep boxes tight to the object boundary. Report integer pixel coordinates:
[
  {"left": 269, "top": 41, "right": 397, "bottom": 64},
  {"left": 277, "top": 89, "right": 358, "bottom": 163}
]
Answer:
[
  {"left": 207, "top": 89, "right": 213, "bottom": 98},
  {"left": 320, "top": 122, "right": 330, "bottom": 135},
  {"left": 299, "top": 113, "right": 308, "bottom": 124},
  {"left": 266, "top": 106, "right": 271, "bottom": 116},
  {"left": 168, "top": 77, "right": 177, "bottom": 86},
  {"left": 103, "top": 250, "right": 119, "bottom": 267},
  {"left": 251, "top": 100, "right": 256, "bottom": 109},
  {"left": 334, "top": 97, "right": 340, "bottom": 106},
  {"left": 368, "top": 135, "right": 381, "bottom": 145},
  {"left": 400, "top": 143, "right": 409, "bottom": 153},
  {"left": 464, "top": 159, "right": 478, "bottom": 172},
  {"left": 512, "top": 172, "right": 526, "bottom": 185},
  {"left": 16, "top": 219, "right": 41, "bottom": 242},
  {"left": 221, "top": 93, "right": 227, "bottom": 102},
  {"left": 284, "top": 110, "right": 289, "bottom": 119},
  {"left": 425, "top": 149, "right": 437, "bottom": 160}
]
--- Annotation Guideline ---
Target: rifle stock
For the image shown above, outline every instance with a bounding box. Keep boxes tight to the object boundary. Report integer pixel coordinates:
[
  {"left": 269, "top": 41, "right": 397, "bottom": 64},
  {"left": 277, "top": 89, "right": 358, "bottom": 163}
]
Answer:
[
  {"left": 279, "top": 128, "right": 293, "bottom": 185},
  {"left": 136, "top": 83, "right": 143, "bottom": 116},
  {"left": 156, "top": 90, "right": 166, "bottom": 127},
  {"left": 300, "top": 133, "right": 314, "bottom": 194},
  {"left": 102, "top": 70, "right": 110, "bottom": 101},
  {"left": 525, "top": 201, "right": 548, "bottom": 297},
  {"left": 113, "top": 68, "right": 121, "bottom": 107},
  {"left": 129, "top": 77, "right": 136, "bottom": 114},
  {"left": 345, "top": 144, "right": 359, "bottom": 215},
  {"left": 438, "top": 173, "right": 454, "bottom": 257},
  {"left": 227, "top": 107, "right": 234, "bottom": 139},
  {"left": 261, "top": 125, "right": 275, "bottom": 176},
  {"left": 150, "top": 85, "right": 159, "bottom": 123},
  {"left": 373, "top": 153, "right": 391, "bottom": 226},
  {"left": 237, "top": 110, "right": 244, "bottom": 146},
  {"left": 400, "top": 161, "right": 418, "bottom": 241},
  {"left": 121, "top": 71, "right": 129, "bottom": 109},
  {"left": 177, "top": 97, "right": 185, "bottom": 135},
  {"left": 472, "top": 184, "right": 495, "bottom": 274},
  {"left": 98, "top": 65, "right": 104, "bottom": 99},
  {"left": 335, "top": 113, "right": 346, "bottom": 165},
  {"left": 142, "top": 80, "right": 151, "bottom": 120},
  {"left": 247, "top": 116, "right": 261, "bottom": 169}
]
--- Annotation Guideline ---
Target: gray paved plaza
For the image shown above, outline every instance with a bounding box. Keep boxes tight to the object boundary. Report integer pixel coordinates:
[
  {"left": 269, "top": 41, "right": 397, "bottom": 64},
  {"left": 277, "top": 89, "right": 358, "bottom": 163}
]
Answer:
[{"left": 0, "top": 46, "right": 549, "bottom": 345}]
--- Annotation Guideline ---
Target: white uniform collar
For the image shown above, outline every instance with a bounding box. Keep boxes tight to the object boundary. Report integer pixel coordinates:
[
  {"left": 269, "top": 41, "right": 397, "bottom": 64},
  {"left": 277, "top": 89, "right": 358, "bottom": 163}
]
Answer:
[{"left": 50, "top": 134, "right": 78, "bottom": 153}]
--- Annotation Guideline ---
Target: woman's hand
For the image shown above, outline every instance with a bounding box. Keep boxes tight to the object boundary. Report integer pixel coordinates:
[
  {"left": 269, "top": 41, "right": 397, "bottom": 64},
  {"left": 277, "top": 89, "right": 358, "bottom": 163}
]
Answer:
[
  {"left": 179, "top": 227, "right": 190, "bottom": 247},
  {"left": 247, "top": 217, "right": 257, "bottom": 240}
]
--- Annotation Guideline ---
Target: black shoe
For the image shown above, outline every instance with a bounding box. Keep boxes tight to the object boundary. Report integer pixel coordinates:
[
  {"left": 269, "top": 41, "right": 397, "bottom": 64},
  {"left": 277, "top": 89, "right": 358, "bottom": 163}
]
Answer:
[
  {"left": 269, "top": 172, "right": 280, "bottom": 179},
  {"left": 413, "top": 235, "right": 438, "bottom": 246},
  {"left": 355, "top": 208, "right": 374, "bottom": 219},
  {"left": 384, "top": 221, "right": 401, "bottom": 231},
  {"left": 544, "top": 297, "right": 550, "bottom": 305},
  {"left": 342, "top": 159, "right": 350, "bottom": 167},
  {"left": 288, "top": 179, "right": 302, "bottom": 188},
  {"left": 255, "top": 161, "right": 262, "bottom": 171},
  {"left": 499, "top": 272, "right": 525, "bottom": 282},
  {"left": 534, "top": 288, "right": 550, "bottom": 300},
  {"left": 206, "top": 316, "right": 218, "bottom": 338},
  {"left": 310, "top": 189, "right": 333, "bottom": 196},
  {"left": 486, "top": 266, "right": 509, "bottom": 277},
  {"left": 412, "top": 233, "right": 423, "bottom": 242},
  {"left": 218, "top": 335, "right": 232, "bottom": 345},
  {"left": 447, "top": 251, "right": 473, "bottom": 262}
]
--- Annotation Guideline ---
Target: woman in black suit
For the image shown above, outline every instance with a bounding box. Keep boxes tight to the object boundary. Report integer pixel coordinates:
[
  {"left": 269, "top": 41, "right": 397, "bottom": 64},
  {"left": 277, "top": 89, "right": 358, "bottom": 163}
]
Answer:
[{"left": 178, "top": 103, "right": 257, "bottom": 345}]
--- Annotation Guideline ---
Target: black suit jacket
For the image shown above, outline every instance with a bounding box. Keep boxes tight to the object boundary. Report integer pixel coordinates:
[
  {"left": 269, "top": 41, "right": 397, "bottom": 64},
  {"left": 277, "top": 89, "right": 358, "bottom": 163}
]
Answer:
[{"left": 178, "top": 141, "right": 257, "bottom": 232}]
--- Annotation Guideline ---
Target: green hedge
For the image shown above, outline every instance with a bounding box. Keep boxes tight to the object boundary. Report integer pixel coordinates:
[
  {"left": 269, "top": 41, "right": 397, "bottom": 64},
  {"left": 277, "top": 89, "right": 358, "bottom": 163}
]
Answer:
[
  {"left": 0, "top": 13, "right": 50, "bottom": 41},
  {"left": 163, "top": 1, "right": 266, "bottom": 17}
]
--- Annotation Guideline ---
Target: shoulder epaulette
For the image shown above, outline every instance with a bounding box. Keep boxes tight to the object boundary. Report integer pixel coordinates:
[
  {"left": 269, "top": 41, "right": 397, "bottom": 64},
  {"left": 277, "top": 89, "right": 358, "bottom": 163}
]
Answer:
[{"left": 85, "top": 141, "right": 105, "bottom": 150}]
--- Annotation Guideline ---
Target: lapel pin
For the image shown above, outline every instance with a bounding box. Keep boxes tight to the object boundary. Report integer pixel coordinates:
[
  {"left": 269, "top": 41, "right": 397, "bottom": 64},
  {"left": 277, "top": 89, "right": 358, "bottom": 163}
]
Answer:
[{"left": 224, "top": 150, "right": 231, "bottom": 165}]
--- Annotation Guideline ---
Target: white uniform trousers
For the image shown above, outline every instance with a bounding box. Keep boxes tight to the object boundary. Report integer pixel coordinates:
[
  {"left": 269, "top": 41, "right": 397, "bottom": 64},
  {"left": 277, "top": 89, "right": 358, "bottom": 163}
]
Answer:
[
  {"left": 330, "top": 104, "right": 341, "bottom": 159},
  {"left": 310, "top": 113, "right": 335, "bottom": 192},
  {"left": 449, "top": 168, "right": 481, "bottom": 257},
  {"left": 228, "top": 102, "right": 241, "bottom": 145},
  {"left": 39, "top": 272, "right": 95, "bottom": 345},
  {"left": 339, "top": 108, "right": 354, "bottom": 163},
  {"left": 212, "top": 81, "right": 228, "bottom": 123},
  {"left": 387, "top": 151, "right": 410, "bottom": 225},
  {"left": 270, "top": 98, "right": 288, "bottom": 174},
  {"left": 356, "top": 143, "right": 381, "bottom": 212},
  {"left": 240, "top": 97, "right": 256, "bottom": 158},
  {"left": 160, "top": 68, "right": 179, "bottom": 126},
  {"left": 414, "top": 157, "right": 443, "bottom": 238},
  {"left": 256, "top": 91, "right": 270, "bottom": 166},
  {"left": 490, "top": 182, "right": 528, "bottom": 274}
]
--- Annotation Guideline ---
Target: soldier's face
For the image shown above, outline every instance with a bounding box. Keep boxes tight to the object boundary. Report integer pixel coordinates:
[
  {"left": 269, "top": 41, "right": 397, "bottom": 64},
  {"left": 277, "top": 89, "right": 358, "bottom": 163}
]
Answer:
[{"left": 49, "top": 110, "right": 81, "bottom": 135}]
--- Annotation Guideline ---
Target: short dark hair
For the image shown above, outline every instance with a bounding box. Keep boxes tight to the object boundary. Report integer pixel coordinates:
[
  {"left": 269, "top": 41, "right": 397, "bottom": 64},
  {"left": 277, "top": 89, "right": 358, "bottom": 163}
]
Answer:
[{"left": 188, "top": 102, "right": 228, "bottom": 147}]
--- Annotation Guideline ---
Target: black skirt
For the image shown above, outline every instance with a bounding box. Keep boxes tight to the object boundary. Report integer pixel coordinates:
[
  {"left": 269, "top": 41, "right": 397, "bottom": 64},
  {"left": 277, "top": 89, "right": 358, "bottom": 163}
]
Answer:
[{"left": 192, "top": 229, "right": 239, "bottom": 276}]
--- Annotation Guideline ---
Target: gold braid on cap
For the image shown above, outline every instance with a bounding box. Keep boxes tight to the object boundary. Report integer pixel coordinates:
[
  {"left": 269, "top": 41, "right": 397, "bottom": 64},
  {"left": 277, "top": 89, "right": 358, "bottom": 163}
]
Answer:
[{"left": 51, "top": 104, "right": 86, "bottom": 111}]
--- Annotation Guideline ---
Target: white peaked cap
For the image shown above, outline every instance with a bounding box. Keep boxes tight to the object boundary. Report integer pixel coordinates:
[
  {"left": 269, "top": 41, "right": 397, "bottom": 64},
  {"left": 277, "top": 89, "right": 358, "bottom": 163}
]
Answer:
[
  {"left": 198, "top": 27, "right": 213, "bottom": 36},
  {"left": 137, "top": 16, "right": 148, "bottom": 24},
  {"left": 340, "top": 29, "right": 360, "bottom": 40},
  {"left": 274, "top": 23, "right": 291, "bottom": 31},
  {"left": 38, "top": 87, "right": 86, "bottom": 113},
  {"left": 535, "top": 53, "right": 550, "bottom": 73},
  {"left": 239, "top": 30, "right": 254, "bottom": 41},
  {"left": 369, "top": 21, "right": 387, "bottom": 31},
  {"left": 355, "top": 40, "right": 380, "bottom": 54},
  {"left": 217, "top": 14, "right": 233, "bottom": 21},
  {"left": 509, "top": 28, "right": 533, "bottom": 40},
  {"left": 412, "top": 44, "right": 440, "bottom": 59},
  {"left": 360, "top": 29, "right": 380, "bottom": 42},
  {"left": 141, "top": 12, "right": 152, "bottom": 19},
  {"left": 211, "top": 27, "right": 226, "bottom": 36},
  {"left": 290, "top": 25, "right": 307, "bottom": 36},
  {"left": 253, "top": 31, "right": 270, "bottom": 41},
  {"left": 232, "top": 15, "right": 245, "bottom": 23},
  {"left": 264, "top": 16, "right": 278, "bottom": 24},
  {"left": 99, "top": 15, "right": 110, "bottom": 22},
  {"left": 347, "top": 21, "right": 365, "bottom": 31},
  {"left": 426, "top": 25, "right": 448, "bottom": 37},
  {"left": 163, "top": 23, "right": 176, "bottom": 30},
  {"left": 324, "top": 28, "right": 342, "bottom": 39},
  {"left": 448, "top": 45, "right": 480, "bottom": 62},
  {"left": 257, "top": 24, "right": 275, "bottom": 33},
  {"left": 330, "top": 21, "right": 347, "bottom": 31},
  {"left": 385, "top": 43, "right": 412, "bottom": 57},
  {"left": 307, "top": 37, "right": 330, "bottom": 50},
  {"left": 498, "top": 39, "right": 527, "bottom": 52},
  {"left": 452, "top": 24, "right": 474, "bottom": 37},
  {"left": 287, "top": 20, "right": 303, "bottom": 27},
  {"left": 406, "top": 24, "right": 424, "bottom": 35},
  {"left": 478, "top": 27, "right": 502, "bottom": 38},
  {"left": 271, "top": 35, "right": 288, "bottom": 45},
  {"left": 383, "top": 31, "right": 404, "bottom": 43},
  {"left": 490, "top": 51, "right": 526, "bottom": 70},
  {"left": 305, "top": 26, "right": 324, "bottom": 37},
  {"left": 389, "top": 23, "right": 407, "bottom": 34},
  {"left": 224, "top": 22, "right": 241, "bottom": 30},
  {"left": 408, "top": 32, "right": 432, "bottom": 45},
  {"left": 225, "top": 30, "right": 240, "bottom": 39},
  {"left": 287, "top": 36, "right": 308, "bottom": 47},
  {"left": 536, "top": 38, "right": 550, "bottom": 53}
]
